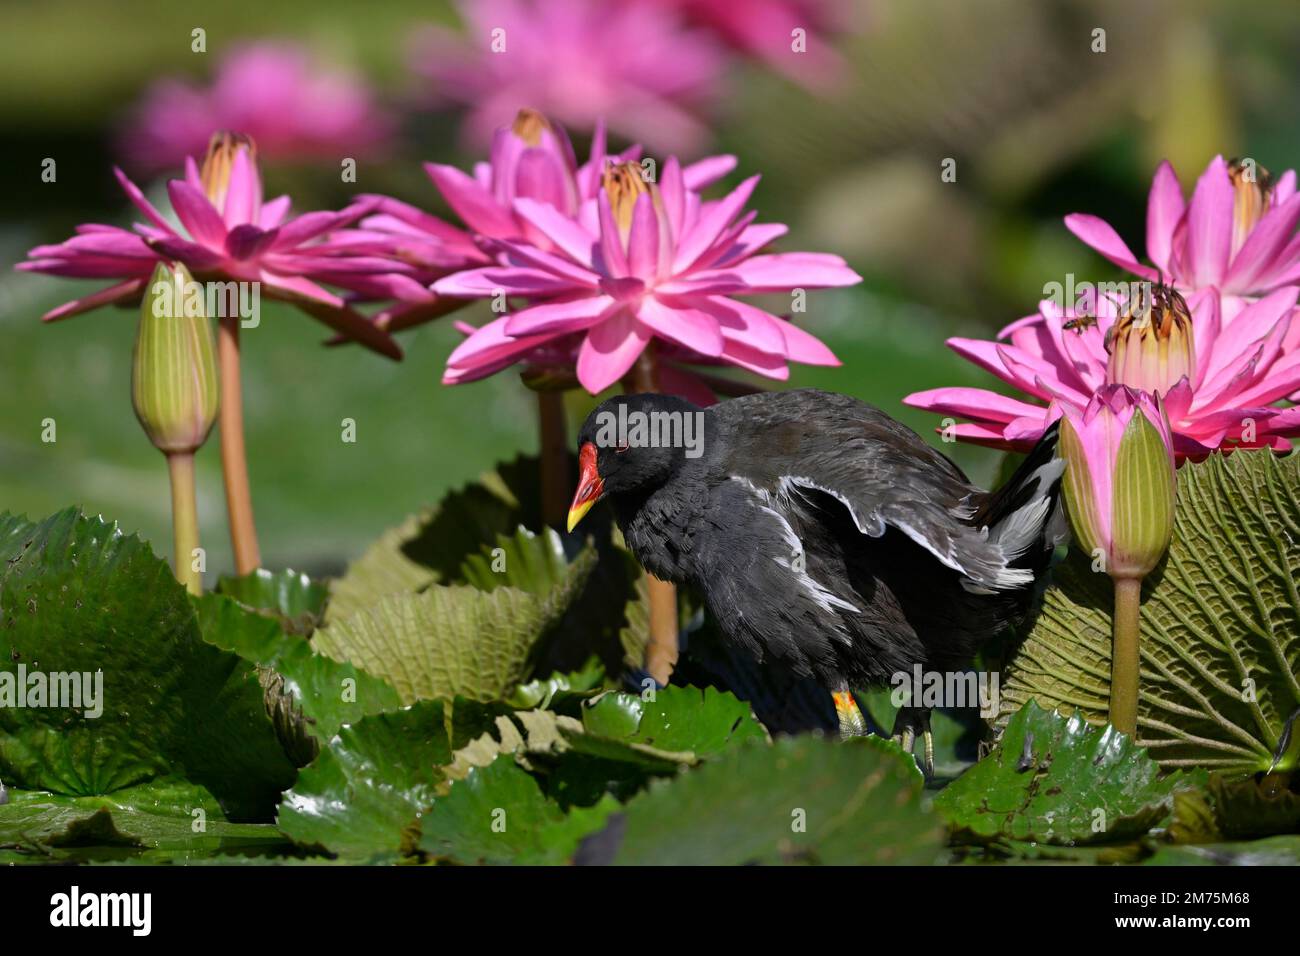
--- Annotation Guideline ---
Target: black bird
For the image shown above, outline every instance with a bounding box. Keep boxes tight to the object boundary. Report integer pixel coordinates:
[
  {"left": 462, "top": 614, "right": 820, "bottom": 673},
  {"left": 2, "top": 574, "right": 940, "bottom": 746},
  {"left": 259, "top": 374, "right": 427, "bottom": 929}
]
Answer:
[{"left": 567, "top": 389, "right": 1067, "bottom": 772}]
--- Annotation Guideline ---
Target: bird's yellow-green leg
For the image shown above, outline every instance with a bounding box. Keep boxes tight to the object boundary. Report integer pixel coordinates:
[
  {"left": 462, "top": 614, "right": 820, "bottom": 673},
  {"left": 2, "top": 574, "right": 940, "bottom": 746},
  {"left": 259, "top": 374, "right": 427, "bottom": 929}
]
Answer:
[
  {"left": 832, "top": 690, "right": 868, "bottom": 739},
  {"left": 891, "top": 706, "right": 935, "bottom": 777}
]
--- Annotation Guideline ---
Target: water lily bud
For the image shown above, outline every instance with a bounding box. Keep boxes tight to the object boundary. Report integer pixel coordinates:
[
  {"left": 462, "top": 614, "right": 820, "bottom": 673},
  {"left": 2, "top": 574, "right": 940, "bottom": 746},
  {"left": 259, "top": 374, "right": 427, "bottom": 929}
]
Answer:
[
  {"left": 1228, "top": 159, "right": 1272, "bottom": 257},
  {"left": 603, "top": 160, "right": 651, "bottom": 238},
  {"left": 1105, "top": 284, "right": 1195, "bottom": 396},
  {"left": 1058, "top": 385, "right": 1176, "bottom": 580},
  {"left": 132, "top": 261, "right": 219, "bottom": 454},
  {"left": 511, "top": 107, "right": 554, "bottom": 147},
  {"left": 200, "top": 130, "right": 257, "bottom": 207}
]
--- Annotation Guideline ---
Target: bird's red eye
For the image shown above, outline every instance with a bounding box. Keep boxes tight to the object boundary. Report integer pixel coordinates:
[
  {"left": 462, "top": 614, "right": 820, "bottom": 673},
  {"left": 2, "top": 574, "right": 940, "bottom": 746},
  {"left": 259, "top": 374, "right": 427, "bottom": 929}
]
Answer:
[{"left": 615, "top": 441, "right": 630, "bottom": 454}]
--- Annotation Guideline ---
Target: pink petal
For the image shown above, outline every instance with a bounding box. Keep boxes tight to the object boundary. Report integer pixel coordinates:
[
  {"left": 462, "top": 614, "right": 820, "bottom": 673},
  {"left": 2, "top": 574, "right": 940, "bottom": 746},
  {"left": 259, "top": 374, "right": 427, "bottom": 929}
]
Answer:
[
  {"left": 577, "top": 310, "right": 650, "bottom": 393},
  {"left": 681, "top": 155, "right": 737, "bottom": 191},
  {"left": 697, "top": 297, "right": 786, "bottom": 355},
  {"left": 260, "top": 195, "right": 293, "bottom": 229},
  {"left": 40, "top": 277, "right": 148, "bottom": 321},
  {"left": 693, "top": 252, "right": 861, "bottom": 292},
  {"left": 1146, "top": 161, "right": 1185, "bottom": 274},
  {"left": 512, "top": 198, "right": 597, "bottom": 268},
  {"left": 223, "top": 147, "right": 262, "bottom": 228},
  {"left": 113, "top": 167, "right": 175, "bottom": 234},
  {"left": 626, "top": 194, "right": 660, "bottom": 282},
  {"left": 1182, "top": 155, "right": 1233, "bottom": 288},
  {"left": 426, "top": 162, "right": 518, "bottom": 238},
  {"left": 638, "top": 297, "right": 724, "bottom": 357},
  {"left": 596, "top": 193, "right": 630, "bottom": 278},
  {"left": 673, "top": 175, "right": 760, "bottom": 274},
  {"left": 717, "top": 337, "right": 789, "bottom": 380},
  {"left": 433, "top": 266, "right": 583, "bottom": 298},
  {"left": 504, "top": 295, "right": 614, "bottom": 337},
  {"left": 1225, "top": 192, "right": 1300, "bottom": 292},
  {"left": 903, "top": 387, "right": 1046, "bottom": 424},
  {"left": 225, "top": 224, "right": 279, "bottom": 261},
  {"left": 167, "top": 180, "right": 228, "bottom": 248},
  {"left": 1063, "top": 213, "right": 1159, "bottom": 280}
]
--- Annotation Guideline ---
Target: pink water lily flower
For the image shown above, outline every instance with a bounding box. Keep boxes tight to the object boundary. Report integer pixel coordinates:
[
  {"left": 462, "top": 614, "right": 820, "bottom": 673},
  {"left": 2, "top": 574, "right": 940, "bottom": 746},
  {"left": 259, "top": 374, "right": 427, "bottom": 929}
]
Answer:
[
  {"left": 347, "top": 109, "right": 737, "bottom": 333},
  {"left": 667, "top": 0, "right": 853, "bottom": 90},
  {"left": 1065, "top": 155, "right": 1300, "bottom": 314},
  {"left": 120, "top": 42, "right": 393, "bottom": 173},
  {"left": 905, "top": 284, "right": 1300, "bottom": 458},
  {"left": 18, "top": 133, "right": 402, "bottom": 358},
  {"left": 435, "top": 158, "right": 860, "bottom": 393},
  {"left": 411, "top": 0, "right": 725, "bottom": 152}
]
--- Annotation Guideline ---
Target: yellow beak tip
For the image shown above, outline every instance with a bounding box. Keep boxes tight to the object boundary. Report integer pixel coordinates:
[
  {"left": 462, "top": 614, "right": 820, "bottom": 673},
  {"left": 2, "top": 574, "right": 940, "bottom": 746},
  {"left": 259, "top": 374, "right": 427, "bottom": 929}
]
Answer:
[{"left": 566, "top": 501, "right": 594, "bottom": 533}]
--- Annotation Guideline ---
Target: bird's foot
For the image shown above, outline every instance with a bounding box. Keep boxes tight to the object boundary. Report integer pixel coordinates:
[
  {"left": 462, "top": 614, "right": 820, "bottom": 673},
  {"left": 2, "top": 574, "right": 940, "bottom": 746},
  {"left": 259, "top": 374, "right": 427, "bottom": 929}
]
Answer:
[
  {"left": 891, "top": 706, "right": 935, "bottom": 778},
  {"left": 832, "top": 689, "right": 868, "bottom": 739}
]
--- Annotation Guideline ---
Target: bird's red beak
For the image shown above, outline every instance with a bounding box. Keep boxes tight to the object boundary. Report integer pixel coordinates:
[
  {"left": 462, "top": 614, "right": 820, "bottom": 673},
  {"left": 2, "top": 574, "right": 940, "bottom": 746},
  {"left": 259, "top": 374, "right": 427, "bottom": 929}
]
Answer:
[{"left": 567, "top": 442, "right": 604, "bottom": 532}]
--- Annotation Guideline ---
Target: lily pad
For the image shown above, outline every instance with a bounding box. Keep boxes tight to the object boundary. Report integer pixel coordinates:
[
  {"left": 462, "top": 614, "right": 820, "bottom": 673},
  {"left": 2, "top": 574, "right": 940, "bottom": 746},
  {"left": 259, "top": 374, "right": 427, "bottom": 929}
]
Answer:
[
  {"left": 277, "top": 701, "right": 453, "bottom": 860},
  {"left": 1167, "top": 772, "right": 1300, "bottom": 842},
  {"left": 580, "top": 686, "right": 767, "bottom": 756},
  {"left": 216, "top": 568, "right": 329, "bottom": 634},
  {"left": 325, "top": 456, "right": 544, "bottom": 624},
  {"left": 0, "top": 778, "right": 291, "bottom": 863},
  {"left": 311, "top": 538, "right": 596, "bottom": 704},
  {"left": 418, "top": 756, "right": 619, "bottom": 865},
  {"left": 195, "top": 593, "right": 402, "bottom": 745},
  {"left": 0, "top": 509, "right": 295, "bottom": 819},
  {"left": 589, "top": 734, "right": 943, "bottom": 865},
  {"left": 935, "top": 701, "right": 1205, "bottom": 844},
  {"left": 1000, "top": 451, "right": 1300, "bottom": 773}
]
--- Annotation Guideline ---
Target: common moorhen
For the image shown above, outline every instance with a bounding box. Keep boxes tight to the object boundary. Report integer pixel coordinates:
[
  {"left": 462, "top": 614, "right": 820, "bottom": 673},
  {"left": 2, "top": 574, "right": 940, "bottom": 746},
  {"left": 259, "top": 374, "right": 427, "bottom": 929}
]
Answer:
[{"left": 567, "top": 389, "right": 1067, "bottom": 772}]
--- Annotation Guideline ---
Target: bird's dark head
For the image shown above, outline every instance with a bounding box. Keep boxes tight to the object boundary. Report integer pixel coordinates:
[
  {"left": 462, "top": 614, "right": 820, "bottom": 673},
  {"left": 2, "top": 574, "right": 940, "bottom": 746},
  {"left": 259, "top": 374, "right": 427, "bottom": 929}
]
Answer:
[{"left": 568, "top": 393, "right": 706, "bottom": 531}]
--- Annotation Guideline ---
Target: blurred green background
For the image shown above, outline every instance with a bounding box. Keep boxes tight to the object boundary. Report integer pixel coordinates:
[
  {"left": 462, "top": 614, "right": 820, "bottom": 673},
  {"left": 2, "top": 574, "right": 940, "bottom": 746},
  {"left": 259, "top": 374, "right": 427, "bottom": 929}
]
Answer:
[{"left": 1, "top": 0, "right": 1297, "bottom": 576}]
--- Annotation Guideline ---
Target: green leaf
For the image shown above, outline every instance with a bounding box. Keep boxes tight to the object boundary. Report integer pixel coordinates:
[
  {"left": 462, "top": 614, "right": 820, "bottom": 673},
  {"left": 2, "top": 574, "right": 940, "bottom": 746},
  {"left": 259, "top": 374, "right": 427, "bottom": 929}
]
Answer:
[
  {"left": 935, "top": 701, "right": 1206, "bottom": 844},
  {"left": 0, "top": 778, "right": 291, "bottom": 863},
  {"left": 0, "top": 509, "right": 295, "bottom": 818},
  {"left": 311, "top": 537, "right": 596, "bottom": 705},
  {"left": 598, "top": 735, "right": 943, "bottom": 865},
  {"left": 325, "top": 456, "right": 543, "bottom": 624},
  {"left": 216, "top": 568, "right": 329, "bottom": 635},
  {"left": 195, "top": 594, "right": 402, "bottom": 747},
  {"left": 418, "top": 756, "right": 618, "bottom": 865},
  {"left": 1001, "top": 450, "right": 1300, "bottom": 773},
  {"left": 277, "top": 701, "right": 452, "bottom": 860},
  {"left": 580, "top": 686, "right": 767, "bottom": 757}
]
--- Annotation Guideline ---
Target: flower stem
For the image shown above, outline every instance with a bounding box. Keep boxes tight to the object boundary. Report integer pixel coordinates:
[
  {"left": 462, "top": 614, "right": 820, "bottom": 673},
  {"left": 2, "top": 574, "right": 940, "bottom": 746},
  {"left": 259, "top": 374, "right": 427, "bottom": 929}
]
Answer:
[
  {"left": 1110, "top": 575, "right": 1143, "bottom": 736},
  {"left": 166, "top": 451, "right": 202, "bottom": 595},
  {"left": 624, "top": 346, "right": 679, "bottom": 686},
  {"left": 537, "top": 390, "right": 570, "bottom": 528},
  {"left": 217, "top": 314, "right": 261, "bottom": 574}
]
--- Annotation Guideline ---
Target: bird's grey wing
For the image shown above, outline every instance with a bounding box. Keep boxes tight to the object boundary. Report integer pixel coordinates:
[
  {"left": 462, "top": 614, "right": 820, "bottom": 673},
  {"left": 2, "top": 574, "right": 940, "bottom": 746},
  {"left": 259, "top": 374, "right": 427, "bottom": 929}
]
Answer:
[
  {"left": 689, "top": 478, "right": 857, "bottom": 677},
  {"left": 724, "top": 405, "right": 1035, "bottom": 593}
]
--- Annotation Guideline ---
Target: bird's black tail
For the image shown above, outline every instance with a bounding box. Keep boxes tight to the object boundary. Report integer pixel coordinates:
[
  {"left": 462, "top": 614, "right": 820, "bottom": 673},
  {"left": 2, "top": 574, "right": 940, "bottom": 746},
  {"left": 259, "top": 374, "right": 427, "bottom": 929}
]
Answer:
[{"left": 970, "top": 422, "right": 1068, "bottom": 576}]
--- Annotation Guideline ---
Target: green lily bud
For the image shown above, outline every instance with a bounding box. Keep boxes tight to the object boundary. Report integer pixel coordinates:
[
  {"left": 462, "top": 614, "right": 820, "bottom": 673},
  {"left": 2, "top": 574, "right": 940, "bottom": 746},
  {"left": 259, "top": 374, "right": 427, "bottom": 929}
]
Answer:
[
  {"left": 1059, "top": 384, "right": 1176, "bottom": 581},
  {"left": 132, "top": 261, "right": 219, "bottom": 454}
]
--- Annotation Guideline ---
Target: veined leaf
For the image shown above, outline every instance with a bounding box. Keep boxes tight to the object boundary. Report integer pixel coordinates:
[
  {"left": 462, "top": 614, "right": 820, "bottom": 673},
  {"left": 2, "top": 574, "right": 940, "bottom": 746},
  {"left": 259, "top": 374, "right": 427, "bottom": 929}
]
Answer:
[{"left": 1000, "top": 451, "right": 1300, "bottom": 773}]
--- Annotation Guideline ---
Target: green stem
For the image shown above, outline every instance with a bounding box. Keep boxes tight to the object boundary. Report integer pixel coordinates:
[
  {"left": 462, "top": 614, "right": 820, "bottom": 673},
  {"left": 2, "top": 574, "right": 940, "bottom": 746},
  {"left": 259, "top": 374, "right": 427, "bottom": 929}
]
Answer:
[
  {"left": 1110, "top": 576, "right": 1142, "bottom": 736},
  {"left": 623, "top": 345, "right": 679, "bottom": 686},
  {"left": 167, "top": 451, "right": 203, "bottom": 595},
  {"left": 218, "top": 314, "right": 261, "bottom": 574}
]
